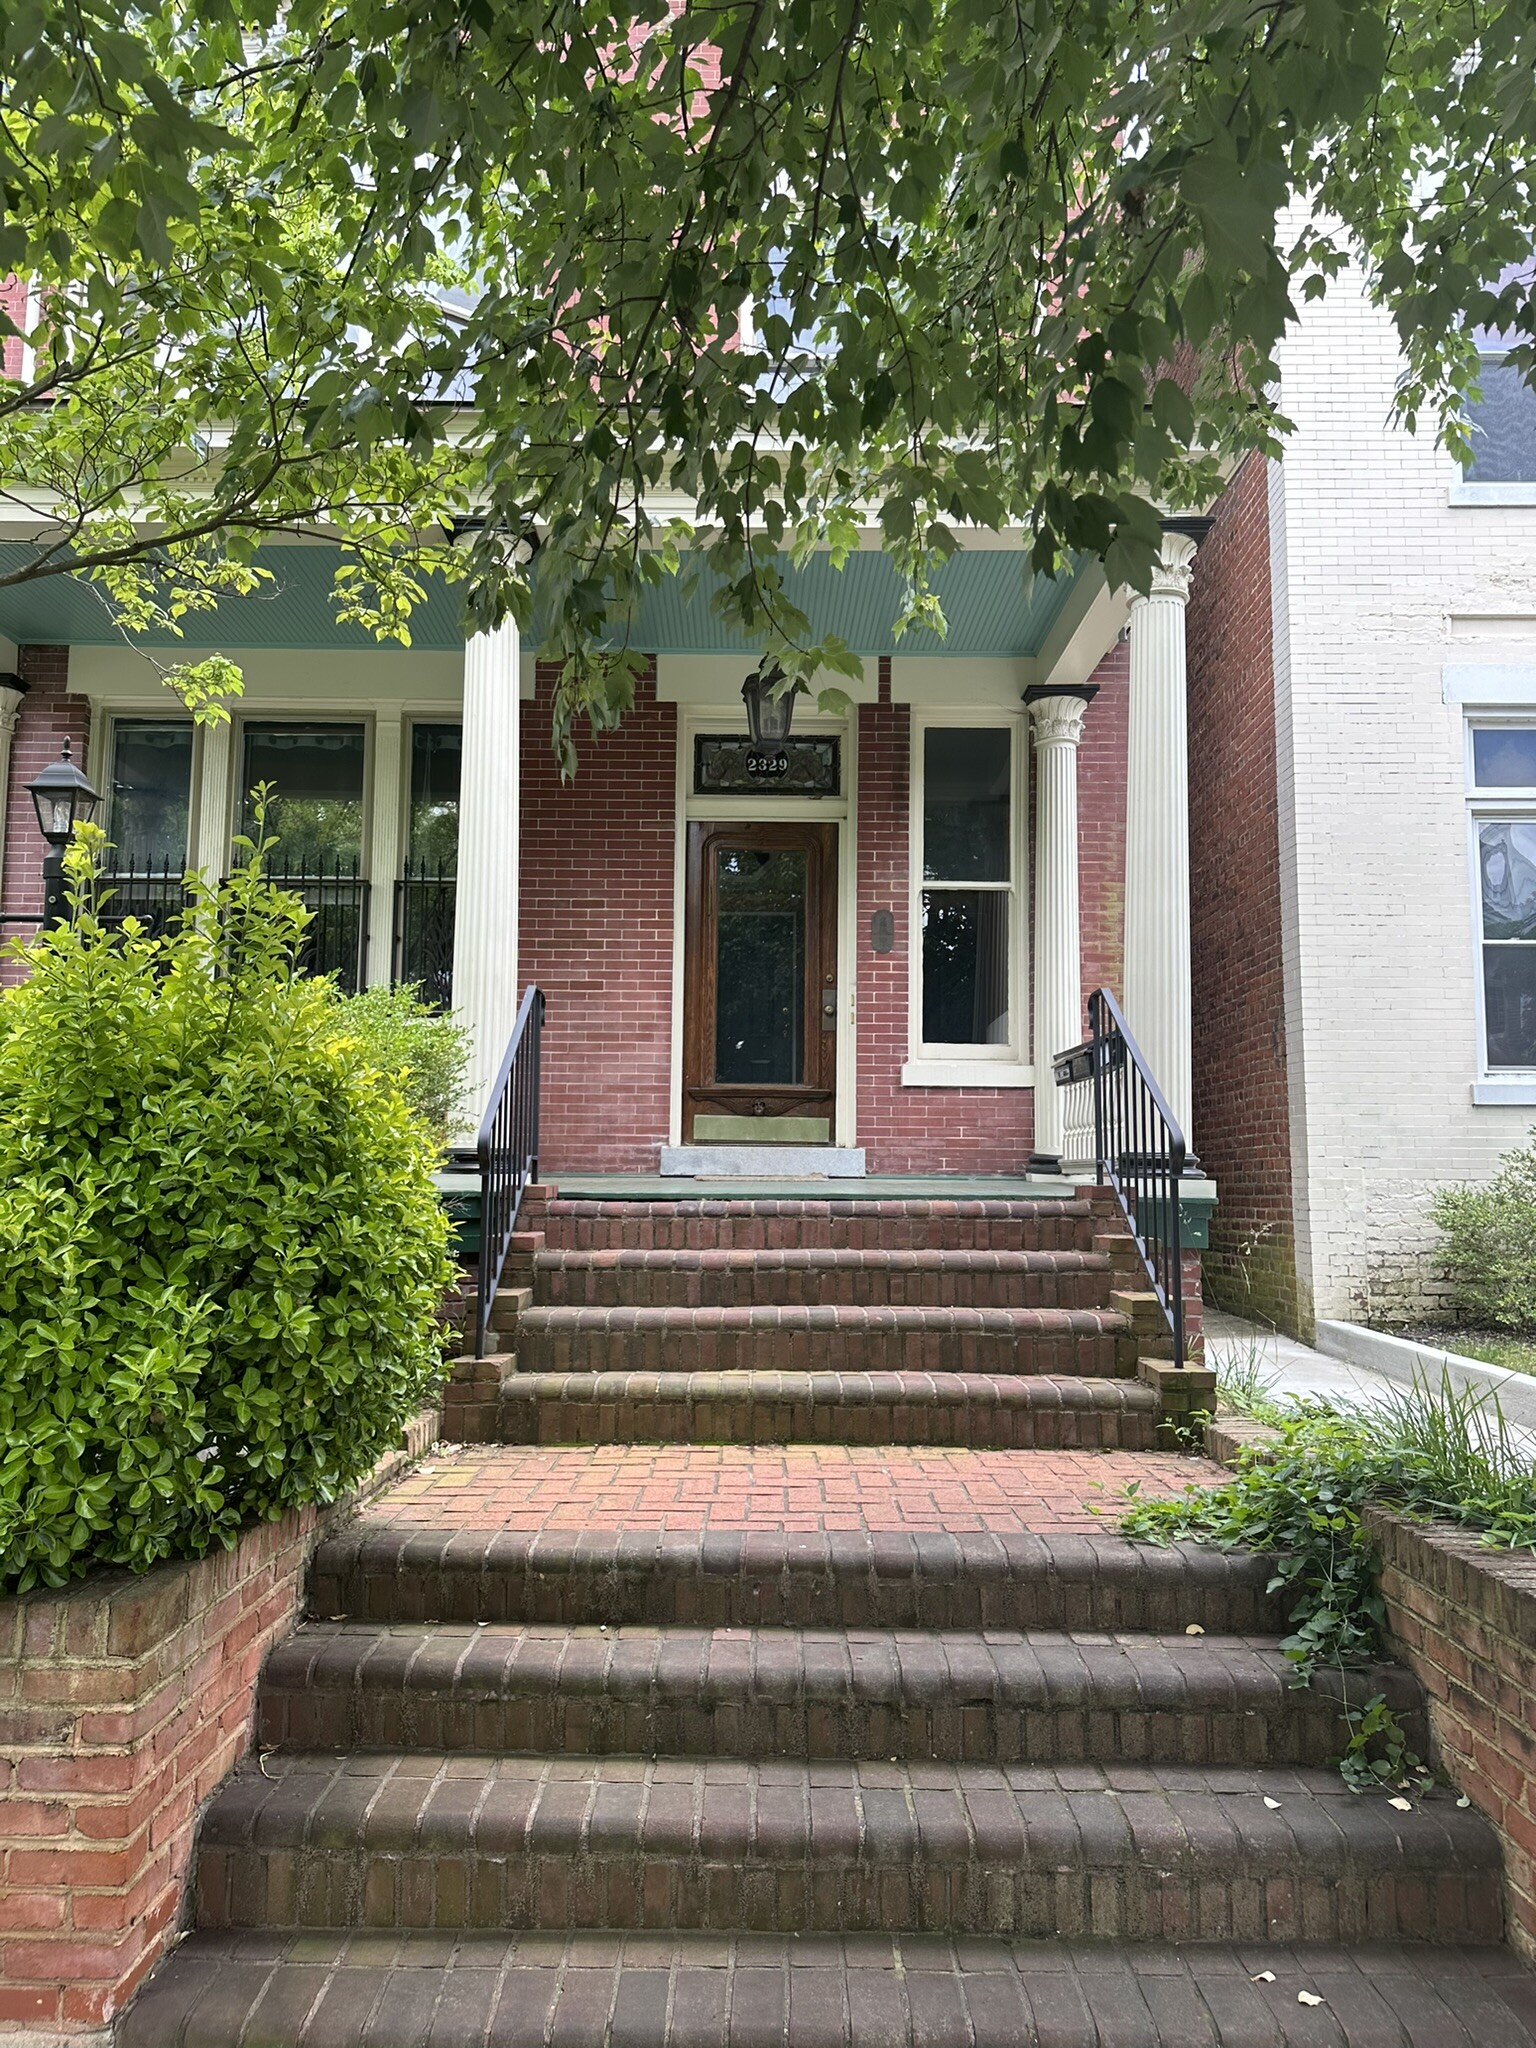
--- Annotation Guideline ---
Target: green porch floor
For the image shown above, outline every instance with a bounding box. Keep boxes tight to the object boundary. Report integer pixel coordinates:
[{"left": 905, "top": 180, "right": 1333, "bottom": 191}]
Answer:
[{"left": 541, "top": 1173, "right": 1080, "bottom": 1201}]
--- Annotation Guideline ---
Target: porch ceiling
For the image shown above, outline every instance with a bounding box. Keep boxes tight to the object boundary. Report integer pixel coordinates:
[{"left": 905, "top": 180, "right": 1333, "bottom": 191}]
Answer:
[{"left": 0, "top": 540, "right": 1083, "bottom": 658}]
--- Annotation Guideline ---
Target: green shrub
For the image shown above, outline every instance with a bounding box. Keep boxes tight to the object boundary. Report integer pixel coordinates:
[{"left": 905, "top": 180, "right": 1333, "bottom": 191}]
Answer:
[
  {"left": 0, "top": 829, "right": 453, "bottom": 1592},
  {"left": 1430, "top": 1134, "right": 1536, "bottom": 1332},
  {"left": 336, "top": 984, "right": 470, "bottom": 1146}
]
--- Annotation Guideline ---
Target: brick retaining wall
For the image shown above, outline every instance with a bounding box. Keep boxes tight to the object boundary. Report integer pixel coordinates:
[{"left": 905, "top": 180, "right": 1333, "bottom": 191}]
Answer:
[
  {"left": 0, "top": 1412, "right": 438, "bottom": 2038},
  {"left": 1365, "top": 1509, "right": 1536, "bottom": 1961}
]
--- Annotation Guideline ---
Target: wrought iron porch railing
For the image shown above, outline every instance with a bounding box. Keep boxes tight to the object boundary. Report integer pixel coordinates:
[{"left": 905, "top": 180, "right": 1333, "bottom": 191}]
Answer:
[
  {"left": 475, "top": 985, "right": 546, "bottom": 1359},
  {"left": 393, "top": 862, "right": 457, "bottom": 1010},
  {"left": 1053, "top": 986, "right": 1187, "bottom": 1368},
  {"left": 4, "top": 857, "right": 368, "bottom": 992},
  {"left": 99, "top": 860, "right": 191, "bottom": 937},
  {"left": 264, "top": 862, "right": 369, "bottom": 995}
]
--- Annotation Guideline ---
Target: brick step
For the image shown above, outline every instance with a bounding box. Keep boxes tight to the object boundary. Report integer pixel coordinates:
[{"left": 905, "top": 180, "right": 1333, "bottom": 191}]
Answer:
[
  {"left": 532, "top": 1246, "right": 1116, "bottom": 1310},
  {"left": 513, "top": 1305, "right": 1134, "bottom": 1378},
  {"left": 258, "top": 1622, "right": 1419, "bottom": 1767},
  {"left": 121, "top": 1930, "right": 1536, "bottom": 2048},
  {"left": 194, "top": 1753, "right": 1503, "bottom": 1944},
  {"left": 496, "top": 1369, "right": 1156, "bottom": 1448},
  {"left": 310, "top": 1524, "right": 1287, "bottom": 1633},
  {"left": 539, "top": 1197, "right": 1099, "bottom": 1254}
]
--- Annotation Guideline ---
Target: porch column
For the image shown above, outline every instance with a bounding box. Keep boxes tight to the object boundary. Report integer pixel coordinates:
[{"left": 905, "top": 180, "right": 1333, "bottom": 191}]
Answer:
[
  {"left": 452, "top": 618, "right": 521, "bottom": 1117},
  {"left": 1122, "top": 520, "right": 1205, "bottom": 1148},
  {"left": 1025, "top": 685, "right": 1095, "bottom": 1172},
  {"left": 191, "top": 716, "right": 232, "bottom": 876},
  {"left": 365, "top": 714, "right": 403, "bottom": 987},
  {"left": 0, "top": 672, "right": 25, "bottom": 883}
]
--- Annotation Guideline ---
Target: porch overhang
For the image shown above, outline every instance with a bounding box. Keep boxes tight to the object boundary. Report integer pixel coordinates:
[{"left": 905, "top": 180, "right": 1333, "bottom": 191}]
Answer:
[{"left": 0, "top": 539, "right": 1095, "bottom": 661}]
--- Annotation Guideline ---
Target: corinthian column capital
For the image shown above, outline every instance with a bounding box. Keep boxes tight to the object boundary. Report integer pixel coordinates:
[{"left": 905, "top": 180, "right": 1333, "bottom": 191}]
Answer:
[
  {"left": 1131, "top": 518, "right": 1212, "bottom": 608},
  {"left": 1024, "top": 683, "right": 1097, "bottom": 750}
]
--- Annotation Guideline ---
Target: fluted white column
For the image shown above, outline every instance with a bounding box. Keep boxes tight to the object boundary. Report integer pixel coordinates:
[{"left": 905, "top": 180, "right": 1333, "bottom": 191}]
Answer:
[
  {"left": 366, "top": 715, "right": 404, "bottom": 987},
  {"left": 192, "top": 716, "right": 232, "bottom": 876},
  {"left": 1026, "top": 686, "right": 1094, "bottom": 1169},
  {"left": 453, "top": 619, "right": 521, "bottom": 1116},
  {"left": 1123, "top": 525, "right": 1201, "bottom": 1144},
  {"left": 0, "top": 675, "right": 25, "bottom": 885}
]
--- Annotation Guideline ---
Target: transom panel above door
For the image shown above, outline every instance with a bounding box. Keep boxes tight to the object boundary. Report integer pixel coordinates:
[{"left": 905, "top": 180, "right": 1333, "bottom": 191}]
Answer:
[{"left": 683, "top": 820, "right": 838, "bottom": 1144}]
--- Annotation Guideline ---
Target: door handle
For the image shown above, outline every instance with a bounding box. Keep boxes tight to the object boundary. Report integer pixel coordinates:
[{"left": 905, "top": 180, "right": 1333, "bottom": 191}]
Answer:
[{"left": 821, "top": 984, "right": 837, "bottom": 1030}]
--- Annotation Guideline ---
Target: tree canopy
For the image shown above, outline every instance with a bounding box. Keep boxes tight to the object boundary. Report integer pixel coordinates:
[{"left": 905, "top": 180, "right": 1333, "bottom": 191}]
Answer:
[{"left": 1, "top": 0, "right": 1533, "bottom": 761}]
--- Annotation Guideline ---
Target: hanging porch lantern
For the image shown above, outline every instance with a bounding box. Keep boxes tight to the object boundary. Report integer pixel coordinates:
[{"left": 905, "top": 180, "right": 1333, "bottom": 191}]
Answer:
[{"left": 741, "top": 660, "right": 796, "bottom": 748}]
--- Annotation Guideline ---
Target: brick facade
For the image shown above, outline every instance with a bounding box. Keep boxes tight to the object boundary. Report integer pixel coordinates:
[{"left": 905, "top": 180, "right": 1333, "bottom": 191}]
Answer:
[
  {"left": 513, "top": 651, "right": 1133, "bottom": 1176},
  {"left": 0, "top": 1416, "right": 436, "bottom": 2036},
  {"left": 1, "top": 646, "right": 87, "bottom": 988},
  {"left": 519, "top": 660, "right": 678, "bottom": 1172},
  {"left": 1366, "top": 1509, "right": 1536, "bottom": 1961},
  {"left": 1186, "top": 457, "right": 1300, "bottom": 1331},
  {"left": 0, "top": 276, "right": 26, "bottom": 384}
]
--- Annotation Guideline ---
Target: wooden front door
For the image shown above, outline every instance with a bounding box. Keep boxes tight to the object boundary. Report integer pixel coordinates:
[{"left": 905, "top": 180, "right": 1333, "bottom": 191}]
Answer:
[{"left": 683, "top": 821, "right": 838, "bottom": 1143}]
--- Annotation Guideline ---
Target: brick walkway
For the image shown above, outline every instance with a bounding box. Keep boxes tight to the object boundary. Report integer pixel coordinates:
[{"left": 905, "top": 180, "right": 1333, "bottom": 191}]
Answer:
[{"left": 370, "top": 1444, "right": 1220, "bottom": 1537}]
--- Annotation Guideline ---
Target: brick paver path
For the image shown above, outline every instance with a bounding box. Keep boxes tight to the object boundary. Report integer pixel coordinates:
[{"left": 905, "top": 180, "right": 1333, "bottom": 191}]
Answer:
[{"left": 370, "top": 1444, "right": 1220, "bottom": 1536}]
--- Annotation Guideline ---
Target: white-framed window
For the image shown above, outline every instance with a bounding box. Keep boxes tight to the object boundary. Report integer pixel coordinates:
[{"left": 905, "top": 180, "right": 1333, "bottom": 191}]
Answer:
[
  {"left": 102, "top": 715, "right": 195, "bottom": 874},
  {"left": 908, "top": 715, "right": 1026, "bottom": 1065},
  {"left": 1467, "top": 719, "right": 1536, "bottom": 1077}
]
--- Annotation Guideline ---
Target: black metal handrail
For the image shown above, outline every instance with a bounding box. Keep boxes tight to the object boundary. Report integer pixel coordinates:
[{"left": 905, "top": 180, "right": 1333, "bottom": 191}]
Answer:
[
  {"left": 1054, "top": 986, "right": 1186, "bottom": 1367},
  {"left": 474, "top": 985, "right": 546, "bottom": 1358}
]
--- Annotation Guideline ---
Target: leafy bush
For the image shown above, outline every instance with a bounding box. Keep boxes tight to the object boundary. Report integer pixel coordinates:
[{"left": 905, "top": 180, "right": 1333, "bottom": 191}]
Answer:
[
  {"left": 1430, "top": 1135, "right": 1536, "bottom": 1333},
  {"left": 0, "top": 830, "right": 453, "bottom": 1592},
  {"left": 337, "top": 984, "right": 470, "bottom": 1146},
  {"left": 1123, "top": 1373, "right": 1536, "bottom": 1785}
]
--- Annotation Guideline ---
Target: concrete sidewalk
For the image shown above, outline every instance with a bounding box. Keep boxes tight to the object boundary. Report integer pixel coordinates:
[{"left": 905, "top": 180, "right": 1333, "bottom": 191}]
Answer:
[{"left": 1202, "top": 1309, "right": 1399, "bottom": 1408}]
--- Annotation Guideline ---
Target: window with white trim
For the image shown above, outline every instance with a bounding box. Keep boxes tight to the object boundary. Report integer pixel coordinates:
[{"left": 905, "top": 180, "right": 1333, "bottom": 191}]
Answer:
[
  {"left": 1466, "top": 352, "right": 1536, "bottom": 483},
  {"left": 1469, "top": 721, "right": 1536, "bottom": 1072},
  {"left": 912, "top": 720, "right": 1022, "bottom": 1058}
]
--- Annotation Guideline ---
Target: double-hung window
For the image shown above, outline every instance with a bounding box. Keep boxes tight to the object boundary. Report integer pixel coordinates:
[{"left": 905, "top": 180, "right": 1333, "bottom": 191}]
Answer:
[
  {"left": 1469, "top": 722, "right": 1536, "bottom": 1078},
  {"left": 911, "top": 721, "right": 1022, "bottom": 1063}
]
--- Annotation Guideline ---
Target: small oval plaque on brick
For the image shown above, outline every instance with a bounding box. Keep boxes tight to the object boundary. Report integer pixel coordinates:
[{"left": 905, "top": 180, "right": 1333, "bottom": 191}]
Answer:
[{"left": 870, "top": 908, "right": 894, "bottom": 953}]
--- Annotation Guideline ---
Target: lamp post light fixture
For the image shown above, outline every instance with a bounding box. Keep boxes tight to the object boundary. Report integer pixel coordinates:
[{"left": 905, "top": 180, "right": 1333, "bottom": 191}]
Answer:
[
  {"left": 741, "top": 660, "right": 799, "bottom": 765},
  {"left": 28, "top": 739, "right": 102, "bottom": 926}
]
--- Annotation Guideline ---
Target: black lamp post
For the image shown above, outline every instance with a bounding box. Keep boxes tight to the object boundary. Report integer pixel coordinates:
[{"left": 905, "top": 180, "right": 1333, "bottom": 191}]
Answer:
[
  {"left": 28, "top": 740, "right": 102, "bottom": 926},
  {"left": 741, "top": 660, "right": 797, "bottom": 756}
]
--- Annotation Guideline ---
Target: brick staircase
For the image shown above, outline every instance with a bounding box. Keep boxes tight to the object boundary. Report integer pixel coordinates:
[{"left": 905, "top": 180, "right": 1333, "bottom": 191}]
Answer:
[
  {"left": 119, "top": 1191, "right": 1536, "bottom": 2045},
  {"left": 446, "top": 1190, "right": 1205, "bottom": 1451}
]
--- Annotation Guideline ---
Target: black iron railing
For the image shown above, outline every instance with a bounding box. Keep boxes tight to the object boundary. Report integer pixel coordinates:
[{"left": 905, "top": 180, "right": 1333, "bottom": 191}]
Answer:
[
  {"left": 100, "top": 861, "right": 191, "bottom": 937},
  {"left": 394, "top": 862, "right": 457, "bottom": 1009},
  {"left": 262, "top": 862, "right": 369, "bottom": 994},
  {"left": 1054, "top": 985, "right": 1186, "bottom": 1367},
  {"left": 475, "top": 985, "right": 545, "bottom": 1358}
]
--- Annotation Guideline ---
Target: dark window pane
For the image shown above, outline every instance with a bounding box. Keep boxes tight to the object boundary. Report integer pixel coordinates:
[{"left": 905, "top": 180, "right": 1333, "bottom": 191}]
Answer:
[
  {"left": 922, "top": 727, "right": 1011, "bottom": 881},
  {"left": 242, "top": 723, "right": 366, "bottom": 873},
  {"left": 1473, "top": 728, "right": 1536, "bottom": 787},
  {"left": 107, "top": 722, "right": 192, "bottom": 868},
  {"left": 714, "top": 847, "right": 806, "bottom": 1084},
  {"left": 1467, "top": 360, "right": 1536, "bottom": 483},
  {"left": 1485, "top": 946, "right": 1536, "bottom": 1067},
  {"left": 409, "top": 723, "right": 461, "bottom": 871},
  {"left": 921, "top": 891, "right": 1010, "bottom": 1045},
  {"left": 1480, "top": 822, "right": 1536, "bottom": 940}
]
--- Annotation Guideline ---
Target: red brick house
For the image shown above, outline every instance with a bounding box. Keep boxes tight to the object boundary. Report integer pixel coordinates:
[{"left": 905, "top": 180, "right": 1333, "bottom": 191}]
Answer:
[{"left": 0, "top": 531, "right": 1212, "bottom": 1208}]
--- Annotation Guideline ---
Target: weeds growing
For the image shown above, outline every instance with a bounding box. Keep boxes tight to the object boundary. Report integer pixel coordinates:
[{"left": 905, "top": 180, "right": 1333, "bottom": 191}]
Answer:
[{"left": 1123, "top": 1370, "right": 1536, "bottom": 1787}]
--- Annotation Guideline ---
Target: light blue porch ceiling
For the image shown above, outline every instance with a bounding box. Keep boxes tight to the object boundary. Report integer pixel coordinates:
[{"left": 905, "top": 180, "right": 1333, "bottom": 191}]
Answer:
[{"left": 0, "top": 542, "right": 1080, "bottom": 658}]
